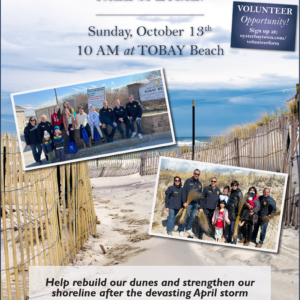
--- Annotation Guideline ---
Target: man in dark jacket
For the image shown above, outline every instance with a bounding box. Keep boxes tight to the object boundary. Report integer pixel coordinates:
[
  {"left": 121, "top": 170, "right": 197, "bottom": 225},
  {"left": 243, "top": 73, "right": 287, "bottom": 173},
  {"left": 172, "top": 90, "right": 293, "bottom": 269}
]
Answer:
[
  {"left": 126, "top": 95, "right": 143, "bottom": 139},
  {"left": 165, "top": 176, "right": 183, "bottom": 236},
  {"left": 226, "top": 180, "right": 243, "bottom": 244},
  {"left": 251, "top": 188, "right": 276, "bottom": 248},
  {"left": 37, "top": 115, "right": 52, "bottom": 144},
  {"left": 198, "top": 177, "right": 221, "bottom": 239},
  {"left": 179, "top": 169, "right": 202, "bottom": 237},
  {"left": 100, "top": 101, "right": 117, "bottom": 143},
  {"left": 24, "top": 117, "right": 42, "bottom": 165},
  {"left": 37, "top": 115, "right": 53, "bottom": 161},
  {"left": 114, "top": 99, "right": 131, "bottom": 139}
]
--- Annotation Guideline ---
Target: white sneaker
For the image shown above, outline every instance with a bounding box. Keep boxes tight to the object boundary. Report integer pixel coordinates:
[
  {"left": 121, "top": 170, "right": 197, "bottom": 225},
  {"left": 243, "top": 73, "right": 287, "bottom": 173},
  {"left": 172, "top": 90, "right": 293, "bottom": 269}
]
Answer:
[
  {"left": 179, "top": 232, "right": 184, "bottom": 237},
  {"left": 187, "top": 229, "right": 194, "bottom": 237},
  {"left": 131, "top": 132, "right": 137, "bottom": 138},
  {"left": 138, "top": 134, "right": 143, "bottom": 139}
]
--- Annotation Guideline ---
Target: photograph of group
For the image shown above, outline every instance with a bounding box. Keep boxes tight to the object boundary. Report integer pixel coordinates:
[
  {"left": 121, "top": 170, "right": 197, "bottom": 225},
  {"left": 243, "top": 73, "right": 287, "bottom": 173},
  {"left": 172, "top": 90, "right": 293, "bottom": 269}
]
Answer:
[
  {"left": 150, "top": 157, "right": 288, "bottom": 253},
  {"left": 11, "top": 68, "right": 175, "bottom": 170}
]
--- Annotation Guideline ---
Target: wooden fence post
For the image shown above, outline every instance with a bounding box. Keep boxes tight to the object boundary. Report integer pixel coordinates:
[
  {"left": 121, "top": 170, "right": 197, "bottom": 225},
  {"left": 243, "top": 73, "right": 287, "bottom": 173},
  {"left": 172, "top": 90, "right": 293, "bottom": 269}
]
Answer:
[{"left": 140, "top": 152, "right": 147, "bottom": 176}]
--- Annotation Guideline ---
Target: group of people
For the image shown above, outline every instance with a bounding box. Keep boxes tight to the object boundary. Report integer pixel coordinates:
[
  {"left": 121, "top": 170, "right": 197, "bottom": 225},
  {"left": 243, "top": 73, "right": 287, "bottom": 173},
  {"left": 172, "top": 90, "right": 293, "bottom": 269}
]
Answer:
[
  {"left": 164, "top": 169, "right": 277, "bottom": 248},
  {"left": 24, "top": 95, "right": 143, "bottom": 165}
]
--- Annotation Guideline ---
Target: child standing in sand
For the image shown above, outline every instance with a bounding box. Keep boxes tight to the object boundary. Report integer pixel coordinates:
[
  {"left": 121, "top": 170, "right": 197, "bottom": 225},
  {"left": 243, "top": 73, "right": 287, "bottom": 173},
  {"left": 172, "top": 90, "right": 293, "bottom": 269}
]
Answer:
[
  {"left": 42, "top": 131, "right": 54, "bottom": 164},
  {"left": 212, "top": 200, "right": 230, "bottom": 242},
  {"left": 53, "top": 126, "right": 66, "bottom": 162}
]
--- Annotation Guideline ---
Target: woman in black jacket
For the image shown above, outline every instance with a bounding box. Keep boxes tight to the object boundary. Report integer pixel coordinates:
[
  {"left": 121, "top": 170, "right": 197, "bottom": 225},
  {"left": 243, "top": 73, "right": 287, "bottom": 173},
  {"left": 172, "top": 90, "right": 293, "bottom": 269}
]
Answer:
[
  {"left": 37, "top": 115, "right": 53, "bottom": 161},
  {"left": 165, "top": 176, "right": 183, "bottom": 236},
  {"left": 24, "top": 116, "right": 42, "bottom": 165},
  {"left": 226, "top": 180, "right": 243, "bottom": 244}
]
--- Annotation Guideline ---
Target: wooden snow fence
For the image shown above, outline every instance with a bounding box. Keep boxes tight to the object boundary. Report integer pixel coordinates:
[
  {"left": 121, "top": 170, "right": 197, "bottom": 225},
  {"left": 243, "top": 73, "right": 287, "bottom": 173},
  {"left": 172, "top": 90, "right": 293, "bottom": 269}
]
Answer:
[
  {"left": 89, "top": 152, "right": 142, "bottom": 177},
  {"left": 1, "top": 133, "right": 97, "bottom": 300}
]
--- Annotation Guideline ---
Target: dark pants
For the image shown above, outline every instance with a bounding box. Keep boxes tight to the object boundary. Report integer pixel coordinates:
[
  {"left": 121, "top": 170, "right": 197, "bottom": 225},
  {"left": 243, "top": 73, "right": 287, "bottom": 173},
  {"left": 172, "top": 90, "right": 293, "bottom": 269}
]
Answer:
[
  {"left": 116, "top": 119, "right": 130, "bottom": 138},
  {"left": 252, "top": 218, "right": 268, "bottom": 245},
  {"left": 56, "top": 147, "right": 66, "bottom": 161},
  {"left": 130, "top": 117, "right": 142, "bottom": 134},
  {"left": 167, "top": 208, "right": 180, "bottom": 233},
  {"left": 102, "top": 121, "right": 117, "bottom": 139},
  {"left": 228, "top": 220, "right": 238, "bottom": 244},
  {"left": 68, "top": 124, "right": 75, "bottom": 142},
  {"left": 199, "top": 208, "right": 215, "bottom": 237},
  {"left": 241, "top": 222, "right": 253, "bottom": 242},
  {"left": 30, "top": 143, "right": 42, "bottom": 163}
]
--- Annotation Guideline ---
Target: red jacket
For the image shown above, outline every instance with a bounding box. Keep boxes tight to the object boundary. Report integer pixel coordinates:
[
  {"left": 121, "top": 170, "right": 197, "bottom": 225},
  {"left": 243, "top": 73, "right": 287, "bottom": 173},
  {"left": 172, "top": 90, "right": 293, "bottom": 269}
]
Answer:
[{"left": 51, "top": 112, "right": 63, "bottom": 127}]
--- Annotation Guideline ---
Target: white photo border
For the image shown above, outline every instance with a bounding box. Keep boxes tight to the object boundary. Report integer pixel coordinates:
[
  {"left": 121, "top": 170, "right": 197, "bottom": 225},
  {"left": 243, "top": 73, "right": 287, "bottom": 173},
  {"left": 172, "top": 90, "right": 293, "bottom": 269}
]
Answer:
[
  {"left": 149, "top": 156, "right": 289, "bottom": 254},
  {"left": 10, "top": 67, "right": 176, "bottom": 171}
]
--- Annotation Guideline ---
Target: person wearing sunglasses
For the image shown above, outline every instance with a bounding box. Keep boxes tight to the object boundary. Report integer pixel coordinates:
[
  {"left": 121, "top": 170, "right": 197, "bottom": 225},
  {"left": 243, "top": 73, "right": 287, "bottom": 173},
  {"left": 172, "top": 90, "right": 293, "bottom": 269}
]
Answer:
[
  {"left": 24, "top": 117, "right": 42, "bottom": 165},
  {"left": 165, "top": 176, "right": 183, "bottom": 236},
  {"left": 179, "top": 169, "right": 202, "bottom": 237},
  {"left": 198, "top": 177, "right": 221, "bottom": 239},
  {"left": 226, "top": 180, "right": 243, "bottom": 244}
]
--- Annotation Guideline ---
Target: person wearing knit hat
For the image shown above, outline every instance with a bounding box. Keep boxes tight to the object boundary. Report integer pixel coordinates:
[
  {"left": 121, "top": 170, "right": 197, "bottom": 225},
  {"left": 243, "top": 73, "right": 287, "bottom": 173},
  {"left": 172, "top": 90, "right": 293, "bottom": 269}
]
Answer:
[
  {"left": 42, "top": 130, "right": 54, "bottom": 164},
  {"left": 53, "top": 126, "right": 66, "bottom": 162}
]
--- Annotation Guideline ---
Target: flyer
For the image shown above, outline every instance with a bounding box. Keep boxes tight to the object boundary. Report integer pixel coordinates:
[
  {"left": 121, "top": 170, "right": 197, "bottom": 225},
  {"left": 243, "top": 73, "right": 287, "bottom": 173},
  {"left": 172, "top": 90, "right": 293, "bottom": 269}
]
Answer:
[{"left": 1, "top": 0, "right": 299, "bottom": 300}]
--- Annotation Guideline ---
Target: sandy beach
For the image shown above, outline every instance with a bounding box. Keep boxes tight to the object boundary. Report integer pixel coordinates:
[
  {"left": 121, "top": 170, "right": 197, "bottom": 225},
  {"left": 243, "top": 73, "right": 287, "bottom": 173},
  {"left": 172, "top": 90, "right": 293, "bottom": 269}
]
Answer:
[{"left": 73, "top": 174, "right": 299, "bottom": 300}]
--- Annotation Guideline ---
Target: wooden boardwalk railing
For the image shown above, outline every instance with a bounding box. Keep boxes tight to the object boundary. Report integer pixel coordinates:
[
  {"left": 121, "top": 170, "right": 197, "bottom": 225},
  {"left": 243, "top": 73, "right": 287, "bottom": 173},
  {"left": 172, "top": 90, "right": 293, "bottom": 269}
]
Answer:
[{"left": 1, "top": 134, "right": 97, "bottom": 300}]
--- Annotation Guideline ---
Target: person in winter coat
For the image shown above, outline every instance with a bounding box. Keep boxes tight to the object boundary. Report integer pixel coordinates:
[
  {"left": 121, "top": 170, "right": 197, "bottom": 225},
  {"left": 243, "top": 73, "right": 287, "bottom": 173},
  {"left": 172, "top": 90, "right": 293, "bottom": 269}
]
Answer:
[
  {"left": 165, "top": 176, "right": 183, "bottom": 236},
  {"left": 51, "top": 106, "right": 63, "bottom": 130},
  {"left": 24, "top": 116, "right": 42, "bottom": 165},
  {"left": 100, "top": 101, "right": 117, "bottom": 143},
  {"left": 199, "top": 177, "right": 221, "bottom": 239},
  {"left": 251, "top": 188, "right": 276, "bottom": 248},
  {"left": 41, "top": 131, "right": 54, "bottom": 163},
  {"left": 88, "top": 106, "right": 105, "bottom": 142},
  {"left": 179, "top": 169, "right": 202, "bottom": 237},
  {"left": 76, "top": 106, "right": 92, "bottom": 148},
  {"left": 226, "top": 180, "right": 243, "bottom": 244},
  {"left": 63, "top": 108, "right": 76, "bottom": 143},
  {"left": 247, "top": 186, "right": 260, "bottom": 225},
  {"left": 37, "top": 115, "right": 53, "bottom": 161},
  {"left": 114, "top": 99, "right": 131, "bottom": 139},
  {"left": 212, "top": 200, "right": 230, "bottom": 242},
  {"left": 238, "top": 191, "right": 259, "bottom": 246},
  {"left": 126, "top": 95, "right": 143, "bottom": 139},
  {"left": 53, "top": 126, "right": 66, "bottom": 161}
]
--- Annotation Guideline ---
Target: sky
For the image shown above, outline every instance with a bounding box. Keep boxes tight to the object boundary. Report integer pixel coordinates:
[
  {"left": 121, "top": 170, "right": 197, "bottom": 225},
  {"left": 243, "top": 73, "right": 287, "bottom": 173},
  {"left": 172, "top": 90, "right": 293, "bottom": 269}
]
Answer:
[
  {"left": 1, "top": 0, "right": 299, "bottom": 137},
  {"left": 160, "top": 157, "right": 286, "bottom": 180}
]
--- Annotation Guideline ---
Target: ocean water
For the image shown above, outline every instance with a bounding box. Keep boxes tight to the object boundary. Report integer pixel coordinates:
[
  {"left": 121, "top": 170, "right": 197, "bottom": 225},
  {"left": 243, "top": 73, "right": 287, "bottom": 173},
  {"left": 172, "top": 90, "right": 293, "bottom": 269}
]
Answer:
[{"left": 158, "top": 136, "right": 212, "bottom": 151}]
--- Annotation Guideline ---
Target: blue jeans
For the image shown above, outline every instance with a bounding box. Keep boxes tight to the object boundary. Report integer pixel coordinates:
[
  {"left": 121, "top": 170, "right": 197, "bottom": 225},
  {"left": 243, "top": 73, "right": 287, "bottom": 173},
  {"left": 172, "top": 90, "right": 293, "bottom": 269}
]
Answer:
[
  {"left": 167, "top": 208, "right": 180, "bottom": 233},
  {"left": 251, "top": 218, "right": 268, "bottom": 245},
  {"left": 30, "top": 143, "right": 42, "bottom": 163},
  {"left": 130, "top": 117, "right": 142, "bottom": 134},
  {"left": 199, "top": 208, "right": 215, "bottom": 237},
  {"left": 228, "top": 220, "right": 237, "bottom": 244},
  {"left": 179, "top": 202, "right": 198, "bottom": 232}
]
